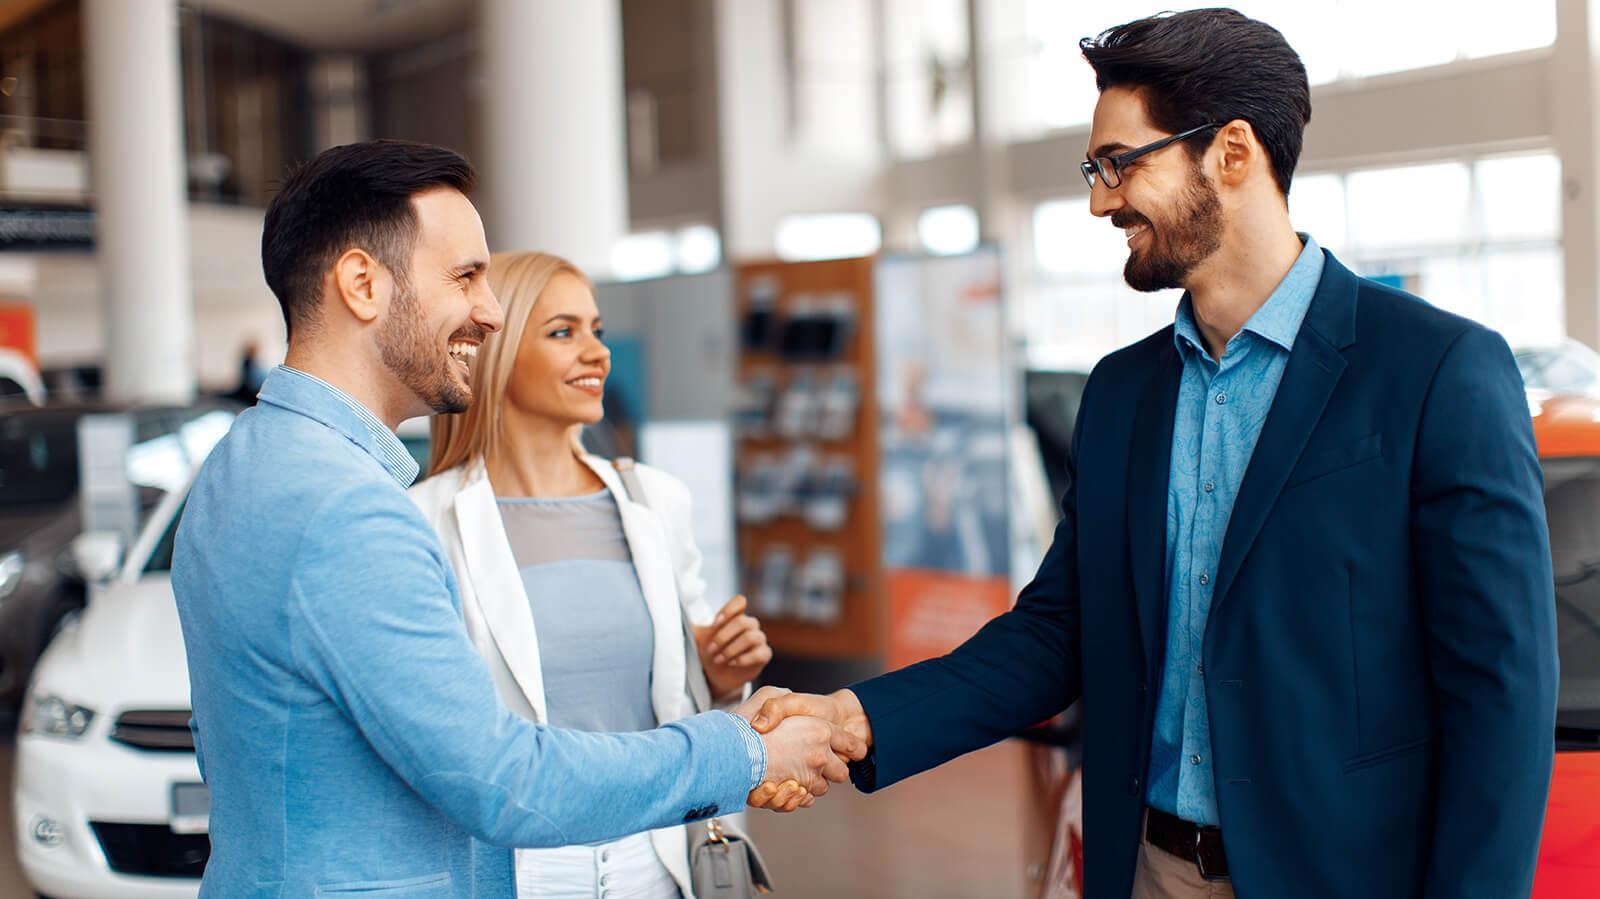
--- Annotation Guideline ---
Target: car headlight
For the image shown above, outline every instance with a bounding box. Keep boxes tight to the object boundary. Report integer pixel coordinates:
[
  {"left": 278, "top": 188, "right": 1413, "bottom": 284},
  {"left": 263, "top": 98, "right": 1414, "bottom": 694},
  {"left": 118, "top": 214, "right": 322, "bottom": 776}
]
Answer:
[
  {"left": 0, "top": 549, "right": 22, "bottom": 600},
  {"left": 21, "top": 693, "right": 96, "bottom": 740}
]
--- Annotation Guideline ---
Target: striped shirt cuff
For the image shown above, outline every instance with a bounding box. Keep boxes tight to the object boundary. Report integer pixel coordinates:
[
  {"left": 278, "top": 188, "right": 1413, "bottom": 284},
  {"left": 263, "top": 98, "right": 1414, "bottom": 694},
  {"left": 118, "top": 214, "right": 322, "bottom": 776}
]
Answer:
[{"left": 722, "top": 711, "right": 768, "bottom": 788}]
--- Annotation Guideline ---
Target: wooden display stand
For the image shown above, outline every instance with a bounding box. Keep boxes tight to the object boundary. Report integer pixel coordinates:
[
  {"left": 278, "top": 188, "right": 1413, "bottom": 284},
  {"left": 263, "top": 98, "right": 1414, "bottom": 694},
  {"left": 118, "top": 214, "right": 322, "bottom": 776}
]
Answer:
[{"left": 733, "top": 257, "right": 883, "bottom": 659}]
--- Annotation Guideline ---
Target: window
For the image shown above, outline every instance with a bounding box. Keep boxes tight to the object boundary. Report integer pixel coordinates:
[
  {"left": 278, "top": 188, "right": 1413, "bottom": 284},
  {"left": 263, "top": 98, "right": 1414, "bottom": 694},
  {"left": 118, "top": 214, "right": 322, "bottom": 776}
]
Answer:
[
  {"left": 885, "top": 0, "right": 973, "bottom": 159},
  {"left": 789, "top": 0, "right": 879, "bottom": 157},
  {"left": 142, "top": 500, "right": 186, "bottom": 575},
  {"left": 675, "top": 224, "right": 722, "bottom": 274},
  {"left": 775, "top": 212, "right": 883, "bottom": 261},
  {"left": 610, "top": 224, "right": 722, "bottom": 281},
  {"left": 610, "top": 231, "right": 676, "bottom": 282},
  {"left": 1311, "top": 151, "right": 1564, "bottom": 349},
  {"left": 917, "top": 204, "right": 980, "bottom": 255},
  {"left": 1538, "top": 456, "right": 1600, "bottom": 728},
  {"left": 1019, "top": 150, "right": 1565, "bottom": 368},
  {"left": 979, "top": 0, "right": 1554, "bottom": 141},
  {"left": 1025, "top": 196, "right": 1180, "bottom": 367}
]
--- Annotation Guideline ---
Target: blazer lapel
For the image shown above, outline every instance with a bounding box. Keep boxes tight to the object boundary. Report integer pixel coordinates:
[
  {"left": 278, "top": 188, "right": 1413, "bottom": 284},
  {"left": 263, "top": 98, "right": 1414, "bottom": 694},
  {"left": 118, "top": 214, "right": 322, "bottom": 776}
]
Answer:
[
  {"left": 1210, "top": 252, "right": 1359, "bottom": 619},
  {"left": 1127, "top": 340, "right": 1183, "bottom": 675},
  {"left": 453, "top": 471, "right": 549, "bottom": 722},
  {"left": 585, "top": 457, "right": 692, "bottom": 723}
]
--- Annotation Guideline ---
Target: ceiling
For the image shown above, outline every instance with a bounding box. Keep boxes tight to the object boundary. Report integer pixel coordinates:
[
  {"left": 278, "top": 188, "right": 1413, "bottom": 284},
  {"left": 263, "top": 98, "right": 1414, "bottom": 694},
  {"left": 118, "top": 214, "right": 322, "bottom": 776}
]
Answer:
[{"left": 187, "top": 0, "right": 471, "bottom": 53}]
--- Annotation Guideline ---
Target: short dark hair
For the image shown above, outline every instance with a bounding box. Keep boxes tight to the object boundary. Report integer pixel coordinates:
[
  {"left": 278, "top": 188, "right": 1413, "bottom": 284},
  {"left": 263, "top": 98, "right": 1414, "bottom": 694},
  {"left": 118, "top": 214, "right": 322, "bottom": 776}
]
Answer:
[
  {"left": 261, "top": 139, "right": 475, "bottom": 338},
  {"left": 1080, "top": 8, "right": 1311, "bottom": 196}
]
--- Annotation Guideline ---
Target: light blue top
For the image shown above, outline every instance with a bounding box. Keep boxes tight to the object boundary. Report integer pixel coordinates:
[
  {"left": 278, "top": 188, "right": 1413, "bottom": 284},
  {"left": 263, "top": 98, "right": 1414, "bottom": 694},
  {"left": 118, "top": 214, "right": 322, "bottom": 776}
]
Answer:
[
  {"left": 498, "top": 491, "right": 658, "bottom": 734},
  {"left": 1146, "top": 236, "right": 1324, "bottom": 826},
  {"left": 173, "top": 366, "right": 763, "bottom": 899}
]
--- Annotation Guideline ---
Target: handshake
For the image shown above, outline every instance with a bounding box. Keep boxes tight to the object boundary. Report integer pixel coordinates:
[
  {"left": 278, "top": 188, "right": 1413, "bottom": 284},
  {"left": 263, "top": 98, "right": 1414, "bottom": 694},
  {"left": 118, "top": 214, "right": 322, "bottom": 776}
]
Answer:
[{"left": 735, "top": 686, "right": 874, "bottom": 813}]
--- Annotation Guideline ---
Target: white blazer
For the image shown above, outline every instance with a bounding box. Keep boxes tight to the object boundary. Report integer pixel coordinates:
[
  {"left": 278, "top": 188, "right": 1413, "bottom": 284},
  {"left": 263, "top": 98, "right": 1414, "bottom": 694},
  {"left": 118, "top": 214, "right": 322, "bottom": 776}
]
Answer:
[{"left": 408, "top": 453, "right": 741, "bottom": 898}]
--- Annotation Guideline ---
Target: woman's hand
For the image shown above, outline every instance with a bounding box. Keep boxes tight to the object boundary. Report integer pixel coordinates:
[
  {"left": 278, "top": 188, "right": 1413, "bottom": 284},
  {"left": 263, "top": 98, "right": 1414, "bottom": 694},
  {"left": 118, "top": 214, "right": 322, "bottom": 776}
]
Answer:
[{"left": 693, "top": 594, "right": 772, "bottom": 700}]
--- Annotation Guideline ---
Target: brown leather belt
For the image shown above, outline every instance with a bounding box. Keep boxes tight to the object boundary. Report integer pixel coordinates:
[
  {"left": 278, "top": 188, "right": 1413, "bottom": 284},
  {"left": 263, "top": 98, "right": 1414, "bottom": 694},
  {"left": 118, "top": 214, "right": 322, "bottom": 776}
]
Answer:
[{"left": 1146, "top": 807, "right": 1230, "bottom": 881}]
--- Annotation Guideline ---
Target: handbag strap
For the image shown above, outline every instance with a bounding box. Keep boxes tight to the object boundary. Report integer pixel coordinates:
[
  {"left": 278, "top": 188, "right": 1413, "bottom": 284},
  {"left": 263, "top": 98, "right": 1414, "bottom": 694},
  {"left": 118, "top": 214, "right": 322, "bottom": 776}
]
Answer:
[{"left": 612, "top": 457, "right": 715, "bottom": 714}]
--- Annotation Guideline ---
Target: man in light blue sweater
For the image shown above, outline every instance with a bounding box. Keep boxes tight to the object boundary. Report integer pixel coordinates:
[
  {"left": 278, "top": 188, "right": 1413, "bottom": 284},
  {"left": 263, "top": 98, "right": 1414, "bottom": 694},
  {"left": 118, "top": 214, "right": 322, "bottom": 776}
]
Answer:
[{"left": 172, "top": 140, "right": 859, "bottom": 899}]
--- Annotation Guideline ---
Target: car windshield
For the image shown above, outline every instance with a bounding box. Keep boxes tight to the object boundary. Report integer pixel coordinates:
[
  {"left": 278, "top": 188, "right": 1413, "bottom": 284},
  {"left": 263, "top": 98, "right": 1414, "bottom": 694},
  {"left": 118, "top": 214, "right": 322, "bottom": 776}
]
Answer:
[{"left": 1542, "top": 457, "right": 1600, "bottom": 731}]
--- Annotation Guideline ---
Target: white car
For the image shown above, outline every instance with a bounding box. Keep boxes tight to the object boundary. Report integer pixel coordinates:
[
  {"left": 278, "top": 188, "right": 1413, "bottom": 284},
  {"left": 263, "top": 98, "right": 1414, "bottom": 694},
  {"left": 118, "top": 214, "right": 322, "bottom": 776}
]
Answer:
[{"left": 14, "top": 422, "right": 226, "bottom": 899}]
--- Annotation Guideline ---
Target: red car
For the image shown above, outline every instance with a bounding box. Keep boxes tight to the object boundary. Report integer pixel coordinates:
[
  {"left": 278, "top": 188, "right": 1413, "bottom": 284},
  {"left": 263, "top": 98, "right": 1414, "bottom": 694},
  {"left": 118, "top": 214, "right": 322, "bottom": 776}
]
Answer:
[{"left": 1528, "top": 391, "right": 1600, "bottom": 896}]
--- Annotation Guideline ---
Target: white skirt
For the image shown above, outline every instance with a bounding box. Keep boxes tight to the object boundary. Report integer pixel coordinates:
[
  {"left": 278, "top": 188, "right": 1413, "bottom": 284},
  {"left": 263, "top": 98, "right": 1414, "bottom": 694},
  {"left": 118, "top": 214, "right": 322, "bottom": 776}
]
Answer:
[{"left": 515, "top": 831, "right": 681, "bottom": 899}]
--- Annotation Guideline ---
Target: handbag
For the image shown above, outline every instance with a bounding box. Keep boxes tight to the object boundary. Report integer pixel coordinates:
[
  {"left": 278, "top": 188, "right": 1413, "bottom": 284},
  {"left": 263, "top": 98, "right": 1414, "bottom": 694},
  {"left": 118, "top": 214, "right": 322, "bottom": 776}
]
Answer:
[{"left": 612, "top": 458, "right": 777, "bottom": 897}]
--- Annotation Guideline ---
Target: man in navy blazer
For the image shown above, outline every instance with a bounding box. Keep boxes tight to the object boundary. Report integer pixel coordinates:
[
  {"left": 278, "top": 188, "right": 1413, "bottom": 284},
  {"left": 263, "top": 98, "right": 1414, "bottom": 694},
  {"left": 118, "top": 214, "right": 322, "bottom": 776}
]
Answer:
[{"left": 751, "top": 9, "right": 1558, "bottom": 898}]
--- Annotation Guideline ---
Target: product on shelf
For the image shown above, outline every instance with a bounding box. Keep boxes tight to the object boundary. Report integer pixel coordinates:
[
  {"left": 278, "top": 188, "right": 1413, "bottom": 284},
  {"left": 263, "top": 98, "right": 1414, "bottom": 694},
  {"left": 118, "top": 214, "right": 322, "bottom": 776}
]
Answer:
[
  {"left": 816, "top": 369, "right": 860, "bottom": 441},
  {"left": 792, "top": 549, "right": 845, "bottom": 625},
  {"left": 755, "top": 545, "right": 793, "bottom": 619}
]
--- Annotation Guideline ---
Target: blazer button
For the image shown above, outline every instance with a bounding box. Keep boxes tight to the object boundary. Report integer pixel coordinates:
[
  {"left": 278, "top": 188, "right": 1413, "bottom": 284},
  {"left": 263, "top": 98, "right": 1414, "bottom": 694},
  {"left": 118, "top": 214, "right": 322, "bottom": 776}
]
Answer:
[{"left": 1130, "top": 777, "right": 1141, "bottom": 794}]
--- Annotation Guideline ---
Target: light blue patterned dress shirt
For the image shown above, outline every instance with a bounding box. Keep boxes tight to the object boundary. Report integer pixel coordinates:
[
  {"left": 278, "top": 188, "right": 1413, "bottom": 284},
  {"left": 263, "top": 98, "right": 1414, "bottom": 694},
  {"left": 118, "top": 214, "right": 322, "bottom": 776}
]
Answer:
[{"left": 1146, "top": 235, "right": 1324, "bottom": 825}]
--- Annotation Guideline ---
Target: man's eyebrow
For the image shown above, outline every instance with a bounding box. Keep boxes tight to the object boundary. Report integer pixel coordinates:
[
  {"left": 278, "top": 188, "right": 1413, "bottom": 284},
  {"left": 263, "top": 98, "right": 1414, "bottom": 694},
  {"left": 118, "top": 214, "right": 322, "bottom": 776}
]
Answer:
[{"left": 1090, "top": 141, "right": 1131, "bottom": 158}]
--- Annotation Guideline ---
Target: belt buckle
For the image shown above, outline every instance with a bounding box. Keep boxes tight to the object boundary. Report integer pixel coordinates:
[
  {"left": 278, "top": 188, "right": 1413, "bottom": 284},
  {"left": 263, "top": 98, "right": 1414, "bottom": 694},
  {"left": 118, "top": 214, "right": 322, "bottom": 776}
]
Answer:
[{"left": 1193, "top": 829, "right": 1227, "bottom": 882}]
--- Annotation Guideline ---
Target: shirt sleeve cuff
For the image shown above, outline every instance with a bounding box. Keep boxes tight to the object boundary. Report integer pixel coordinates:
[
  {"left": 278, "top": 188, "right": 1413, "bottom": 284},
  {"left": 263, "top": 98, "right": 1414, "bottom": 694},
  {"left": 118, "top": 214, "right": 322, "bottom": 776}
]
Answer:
[{"left": 722, "top": 710, "right": 767, "bottom": 788}]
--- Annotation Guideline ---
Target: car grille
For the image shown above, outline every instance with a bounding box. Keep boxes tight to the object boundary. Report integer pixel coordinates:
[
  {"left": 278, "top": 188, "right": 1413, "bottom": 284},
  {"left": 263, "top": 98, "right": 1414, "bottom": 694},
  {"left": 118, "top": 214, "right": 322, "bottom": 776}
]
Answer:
[
  {"left": 109, "top": 709, "right": 195, "bottom": 752},
  {"left": 90, "top": 822, "right": 209, "bottom": 878}
]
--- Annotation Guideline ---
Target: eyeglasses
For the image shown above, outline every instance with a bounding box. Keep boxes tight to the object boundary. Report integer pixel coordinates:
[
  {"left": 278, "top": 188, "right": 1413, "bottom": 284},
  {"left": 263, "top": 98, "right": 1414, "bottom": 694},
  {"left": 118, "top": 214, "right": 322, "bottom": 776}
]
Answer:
[{"left": 1080, "top": 123, "right": 1223, "bottom": 190}]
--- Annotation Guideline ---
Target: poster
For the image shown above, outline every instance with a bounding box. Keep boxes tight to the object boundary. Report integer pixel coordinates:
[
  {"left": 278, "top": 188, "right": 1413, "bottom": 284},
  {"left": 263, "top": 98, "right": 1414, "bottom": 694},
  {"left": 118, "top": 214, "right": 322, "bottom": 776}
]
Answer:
[{"left": 876, "top": 249, "right": 1015, "bottom": 668}]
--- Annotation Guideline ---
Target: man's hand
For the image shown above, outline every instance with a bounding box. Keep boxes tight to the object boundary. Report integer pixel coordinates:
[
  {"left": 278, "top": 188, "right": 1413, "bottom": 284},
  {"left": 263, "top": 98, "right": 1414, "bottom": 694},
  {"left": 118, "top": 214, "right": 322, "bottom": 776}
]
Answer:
[
  {"left": 736, "top": 686, "right": 867, "bottom": 812},
  {"left": 744, "top": 688, "right": 873, "bottom": 811},
  {"left": 693, "top": 595, "right": 772, "bottom": 700},
  {"left": 750, "top": 688, "right": 872, "bottom": 746}
]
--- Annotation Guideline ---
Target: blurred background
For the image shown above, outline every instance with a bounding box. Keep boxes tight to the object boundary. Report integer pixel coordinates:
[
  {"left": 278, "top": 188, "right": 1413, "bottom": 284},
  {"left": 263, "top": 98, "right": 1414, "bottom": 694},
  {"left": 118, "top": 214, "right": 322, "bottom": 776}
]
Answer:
[{"left": 0, "top": 1, "right": 1596, "bottom": 898}]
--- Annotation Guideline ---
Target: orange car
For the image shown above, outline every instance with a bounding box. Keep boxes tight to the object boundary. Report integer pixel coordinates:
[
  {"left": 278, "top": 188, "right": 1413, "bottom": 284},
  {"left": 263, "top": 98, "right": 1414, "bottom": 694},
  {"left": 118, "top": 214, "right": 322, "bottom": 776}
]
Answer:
[{"left": 1528, "top": 391, "right": 1600, "bottom": 897}]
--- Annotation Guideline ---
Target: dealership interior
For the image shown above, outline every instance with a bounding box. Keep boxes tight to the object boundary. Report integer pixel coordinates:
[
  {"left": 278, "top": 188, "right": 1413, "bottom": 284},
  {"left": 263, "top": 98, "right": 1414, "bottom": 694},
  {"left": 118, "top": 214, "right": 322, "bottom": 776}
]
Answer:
[{"left": 0, "top": 0, "right": 1598, "bottom": 897}]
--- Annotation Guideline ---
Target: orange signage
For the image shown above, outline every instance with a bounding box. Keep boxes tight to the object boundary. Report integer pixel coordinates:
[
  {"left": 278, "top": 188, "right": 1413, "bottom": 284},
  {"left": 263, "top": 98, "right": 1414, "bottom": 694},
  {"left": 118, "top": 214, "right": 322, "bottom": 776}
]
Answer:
[
  {"left": 0, "top": 303, "right": 35, "bottom": 366},
  {"left": 886, "top": 568, "right": 1013, "bottom": 669}
]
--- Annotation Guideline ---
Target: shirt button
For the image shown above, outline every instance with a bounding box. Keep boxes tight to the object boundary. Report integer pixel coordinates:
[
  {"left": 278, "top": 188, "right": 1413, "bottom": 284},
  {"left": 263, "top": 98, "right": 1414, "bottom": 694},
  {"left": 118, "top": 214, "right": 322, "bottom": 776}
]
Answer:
[
  {"left": 1216, "top": 392, "right": 1227, "bottom": 405},
  {"left": 1191, "top": 754, "right": 1203, "bottom": 766},
  {"left": 600, "top": 851, "right": 610, "bottom": 864},
  {"left": 1199, "top": 572, "right": 1210, "bottom": 585},
  {"left": 1204, "top": 480, "right": 1215, "bottom": 494}
]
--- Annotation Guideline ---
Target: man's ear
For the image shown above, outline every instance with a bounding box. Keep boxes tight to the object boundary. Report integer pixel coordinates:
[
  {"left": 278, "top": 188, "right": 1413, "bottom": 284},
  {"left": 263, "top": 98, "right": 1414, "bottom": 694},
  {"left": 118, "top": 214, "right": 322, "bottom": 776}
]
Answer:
[
  {"left": 331, "top": 248, "right": 389, "bottom": 324},
  {"left": 1215, "top": 119, "right": 1258, "bottom": 189}
]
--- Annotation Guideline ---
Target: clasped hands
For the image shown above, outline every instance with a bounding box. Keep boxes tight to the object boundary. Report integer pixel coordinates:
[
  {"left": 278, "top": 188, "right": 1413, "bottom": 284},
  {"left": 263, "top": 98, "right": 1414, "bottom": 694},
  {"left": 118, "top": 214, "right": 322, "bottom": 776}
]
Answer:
[{"left": 735, "top": 686, "right": 874, "bottom": 813}]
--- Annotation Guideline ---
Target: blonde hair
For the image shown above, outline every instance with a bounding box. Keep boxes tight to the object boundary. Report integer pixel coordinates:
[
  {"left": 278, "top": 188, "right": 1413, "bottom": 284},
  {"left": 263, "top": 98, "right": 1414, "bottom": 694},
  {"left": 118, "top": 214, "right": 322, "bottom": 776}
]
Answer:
[{"left": 427, "top": 251, "right": 591, "bottom": 478}]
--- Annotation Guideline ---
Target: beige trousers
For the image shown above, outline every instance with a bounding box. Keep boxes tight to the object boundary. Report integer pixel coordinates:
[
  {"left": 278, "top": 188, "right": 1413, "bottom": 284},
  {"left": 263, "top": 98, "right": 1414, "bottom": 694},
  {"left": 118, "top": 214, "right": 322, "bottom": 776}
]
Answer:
[{"left": 1129, "top": 826, "right": 1237, "bottom": 899}]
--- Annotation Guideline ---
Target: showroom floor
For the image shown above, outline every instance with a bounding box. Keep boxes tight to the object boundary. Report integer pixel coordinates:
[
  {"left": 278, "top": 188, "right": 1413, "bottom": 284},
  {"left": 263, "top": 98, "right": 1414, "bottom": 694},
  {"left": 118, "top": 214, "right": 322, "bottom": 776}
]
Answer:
[{"left": 1, "top": 733, "right": 1054, "bottom": 898}]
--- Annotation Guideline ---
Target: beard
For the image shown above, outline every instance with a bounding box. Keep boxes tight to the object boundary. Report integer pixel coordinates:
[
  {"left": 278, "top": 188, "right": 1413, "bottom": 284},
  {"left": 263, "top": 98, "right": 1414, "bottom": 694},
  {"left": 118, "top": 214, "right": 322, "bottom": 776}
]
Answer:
[
  {"left": 1118, "top": 163, "right": 1224, "bottom": 293},
  {"left": 378, "top": 278, "right": 475, "bottom": 415}
]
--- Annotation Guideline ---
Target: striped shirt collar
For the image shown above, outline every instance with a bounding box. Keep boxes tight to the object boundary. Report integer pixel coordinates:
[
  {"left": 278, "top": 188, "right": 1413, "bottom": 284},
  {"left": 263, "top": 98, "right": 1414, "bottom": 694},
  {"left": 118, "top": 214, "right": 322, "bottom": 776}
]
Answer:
[{"left": 256, "top": 366, "right": 420, "bottom": 487}]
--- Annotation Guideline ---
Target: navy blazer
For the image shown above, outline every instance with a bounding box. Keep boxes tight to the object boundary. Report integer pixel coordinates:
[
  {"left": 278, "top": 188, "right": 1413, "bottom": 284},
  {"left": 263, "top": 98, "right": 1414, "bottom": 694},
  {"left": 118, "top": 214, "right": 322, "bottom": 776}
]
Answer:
[{"left": 851, "top": 252, "right": 1558, "bottom": 899}]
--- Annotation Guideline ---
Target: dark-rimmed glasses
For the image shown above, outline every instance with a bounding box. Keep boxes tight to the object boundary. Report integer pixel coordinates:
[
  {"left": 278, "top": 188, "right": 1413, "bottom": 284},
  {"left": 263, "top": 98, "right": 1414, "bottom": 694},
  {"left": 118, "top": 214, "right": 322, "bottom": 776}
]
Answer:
[{"left": 1080, "top": 123, "right": 1223, "bottom": 190}]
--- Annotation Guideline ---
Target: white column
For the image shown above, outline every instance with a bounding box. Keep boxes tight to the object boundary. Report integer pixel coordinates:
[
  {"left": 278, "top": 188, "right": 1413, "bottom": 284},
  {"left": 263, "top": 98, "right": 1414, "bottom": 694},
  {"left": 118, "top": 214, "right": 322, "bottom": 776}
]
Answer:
[
  {"left": 1555, "top": 0, "right": 1600, "bottom": 348},
  {"left": 82, "top": 0, "right": 194, "bottom": 403},
  {"left": 479, "top": 0, "right": 628, "bottom": 276}
]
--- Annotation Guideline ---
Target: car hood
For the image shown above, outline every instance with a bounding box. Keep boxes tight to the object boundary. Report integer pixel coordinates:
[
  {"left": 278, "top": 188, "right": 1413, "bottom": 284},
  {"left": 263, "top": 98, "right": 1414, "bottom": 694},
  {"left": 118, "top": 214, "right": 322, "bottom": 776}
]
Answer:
[{"left": 31, "top": 573, "right": 190, "bottom": 711}]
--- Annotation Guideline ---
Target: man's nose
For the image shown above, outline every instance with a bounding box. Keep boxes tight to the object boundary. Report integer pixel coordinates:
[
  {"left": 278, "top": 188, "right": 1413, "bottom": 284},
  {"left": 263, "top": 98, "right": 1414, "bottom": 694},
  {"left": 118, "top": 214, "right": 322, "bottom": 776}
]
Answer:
[
  {"left": 1088, "top": 178, "right": 1121, "bottom": 219},
  {"left": 476, "top": 285, "right": 505, "bottom": 333}
]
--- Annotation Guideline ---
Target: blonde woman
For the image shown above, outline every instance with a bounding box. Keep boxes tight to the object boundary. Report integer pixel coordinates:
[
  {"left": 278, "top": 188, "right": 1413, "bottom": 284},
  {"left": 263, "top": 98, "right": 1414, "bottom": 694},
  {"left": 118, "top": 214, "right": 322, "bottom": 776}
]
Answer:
[{"left": 408, "top": 252, "right": 772, "bottom": 899}]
